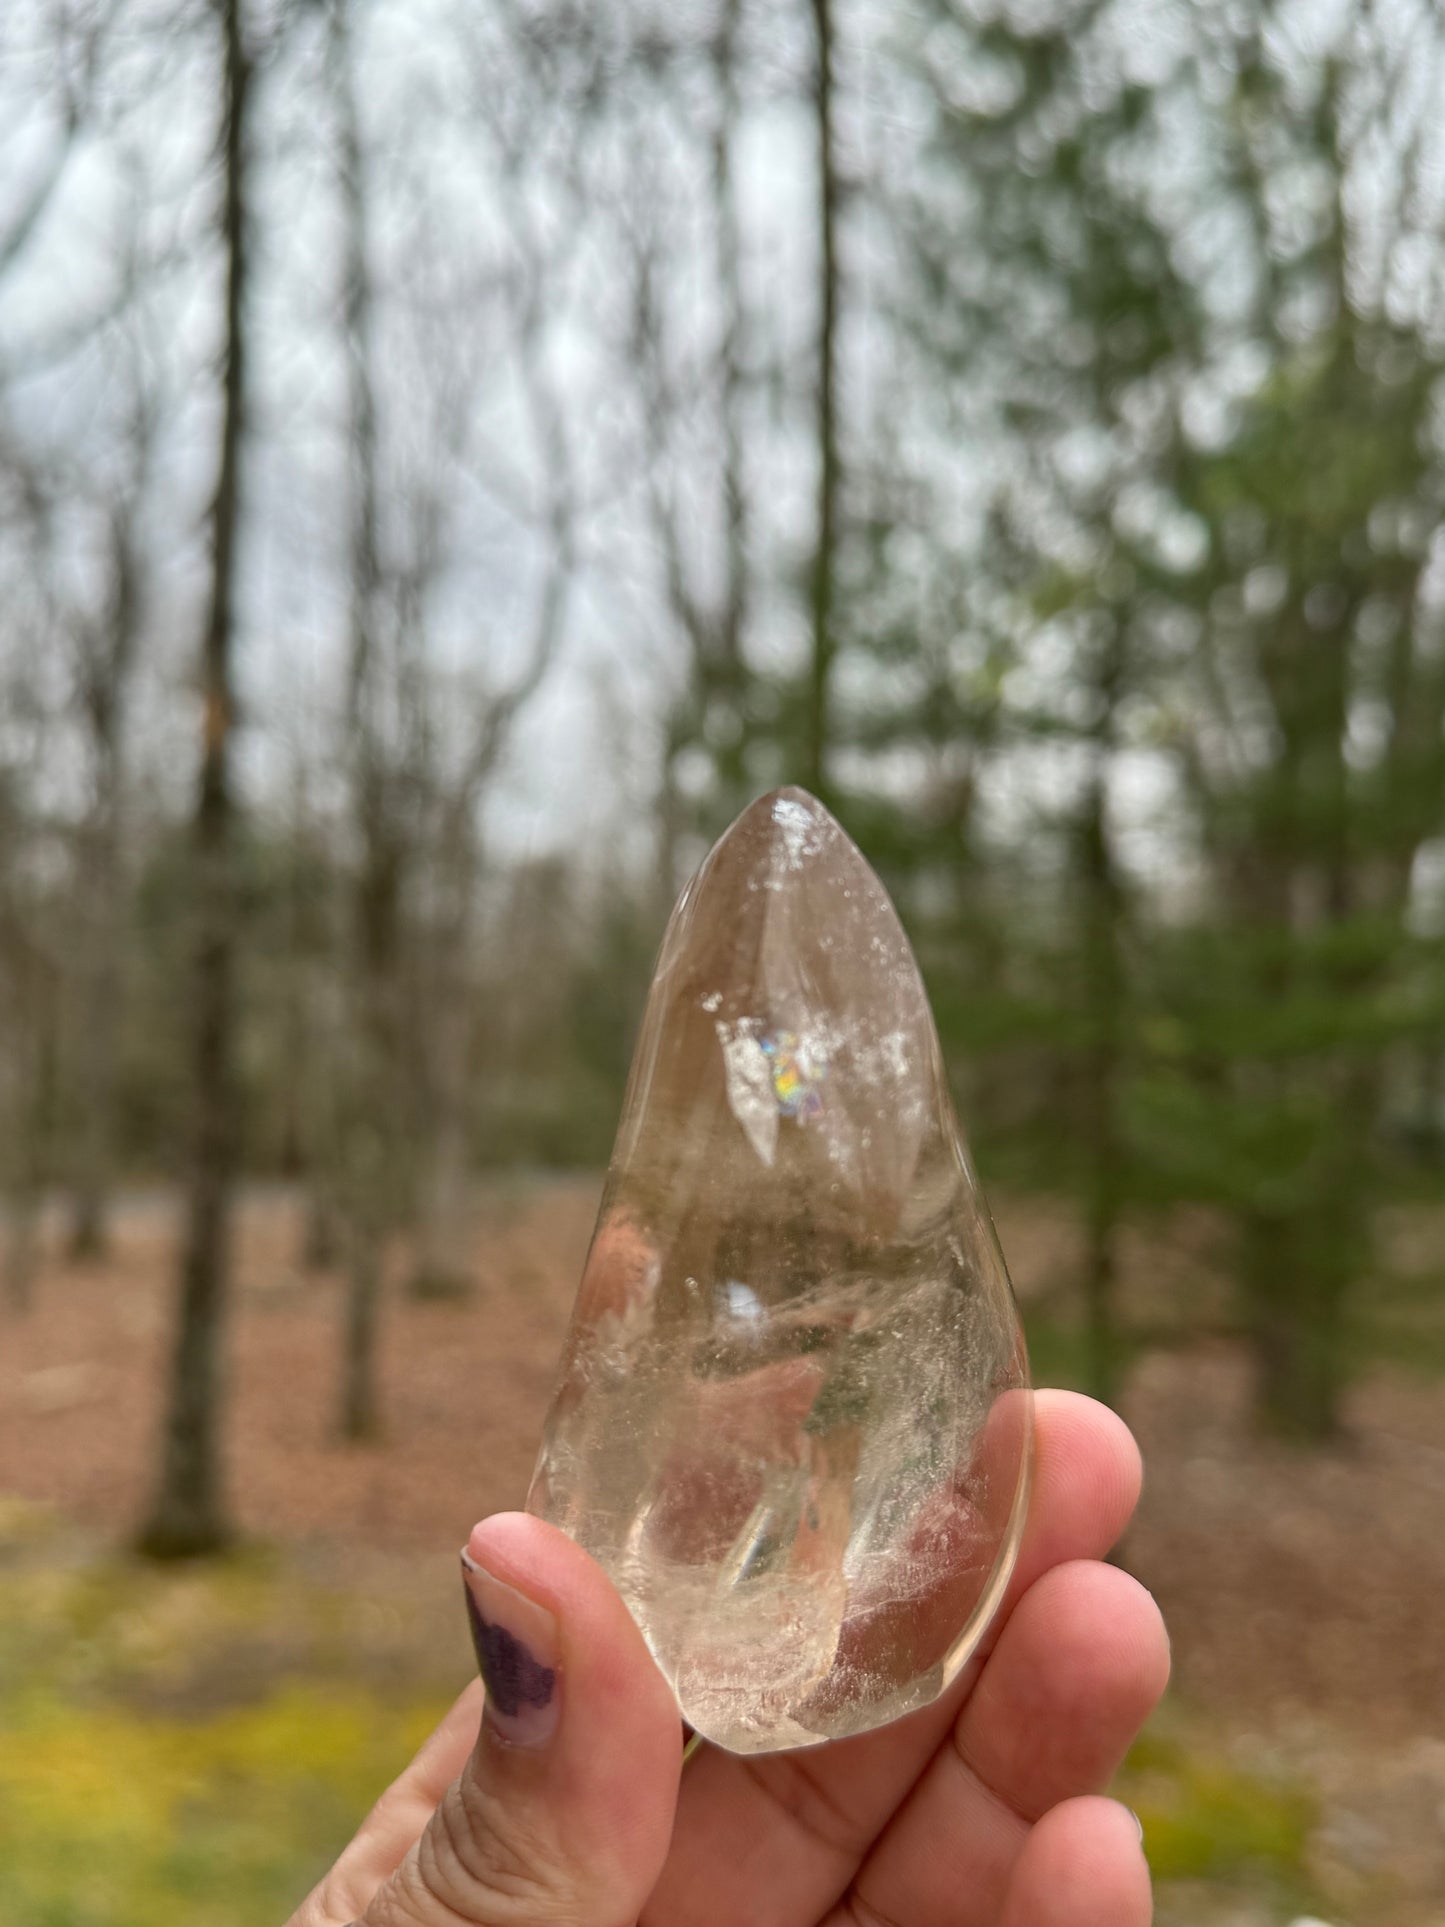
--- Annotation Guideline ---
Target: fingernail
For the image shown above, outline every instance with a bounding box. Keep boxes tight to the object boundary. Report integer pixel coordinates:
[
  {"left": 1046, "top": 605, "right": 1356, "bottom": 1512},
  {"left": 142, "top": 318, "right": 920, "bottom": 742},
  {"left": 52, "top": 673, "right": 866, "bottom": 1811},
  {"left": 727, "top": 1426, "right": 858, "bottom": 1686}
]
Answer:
[
  {"left": 460, "top": 1548, "right": 561, "bottom": 1747},
  {"left": 1131, "top": 1807, "right": 1145, "bottom": 1848}
]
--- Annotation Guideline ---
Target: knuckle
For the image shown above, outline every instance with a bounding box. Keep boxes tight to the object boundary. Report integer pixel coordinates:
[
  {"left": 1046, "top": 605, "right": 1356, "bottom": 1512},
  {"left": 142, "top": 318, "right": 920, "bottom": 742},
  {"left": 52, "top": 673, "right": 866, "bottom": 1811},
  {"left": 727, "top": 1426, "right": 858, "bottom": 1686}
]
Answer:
[{"left": 394, "top": 1777, "right": 609, "bottom": 1927}]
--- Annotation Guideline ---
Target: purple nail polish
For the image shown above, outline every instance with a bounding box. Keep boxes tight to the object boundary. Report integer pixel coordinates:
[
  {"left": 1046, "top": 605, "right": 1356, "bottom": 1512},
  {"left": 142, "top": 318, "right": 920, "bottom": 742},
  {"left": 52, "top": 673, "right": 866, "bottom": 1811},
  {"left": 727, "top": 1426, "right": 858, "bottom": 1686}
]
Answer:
[{"left": 460, "top": 1549, "right": 561, "bottom": 1746}]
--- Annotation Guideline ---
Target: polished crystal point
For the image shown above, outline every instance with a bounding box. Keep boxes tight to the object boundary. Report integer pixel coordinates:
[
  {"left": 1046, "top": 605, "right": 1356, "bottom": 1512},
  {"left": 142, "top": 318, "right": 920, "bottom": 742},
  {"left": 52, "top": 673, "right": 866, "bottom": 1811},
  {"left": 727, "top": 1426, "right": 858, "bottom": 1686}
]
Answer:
[{"left": 526, "top": 788, "right": 1031, "bottom": 1753}]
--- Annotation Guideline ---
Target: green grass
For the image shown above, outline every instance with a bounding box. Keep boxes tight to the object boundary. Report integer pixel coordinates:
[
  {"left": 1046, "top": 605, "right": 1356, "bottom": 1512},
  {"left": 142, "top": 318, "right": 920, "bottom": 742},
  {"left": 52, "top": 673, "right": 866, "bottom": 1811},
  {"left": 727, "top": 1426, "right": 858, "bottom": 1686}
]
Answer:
[
  {"left": 0, "top": 1682, "right": 445, "bottom": 1927},
  {"left": 0, "top": 1500, "right": 1359, "bottom": 1927},
  {"left": 1115, "top": 1721, "right": 1329, "bottom": 1923},
  {"left": 0, "top": 1519, "right": 450, "bottom": 1927},
  {"left": 1120, "top": 1728, "right": 1314, "bottom": 1881}
]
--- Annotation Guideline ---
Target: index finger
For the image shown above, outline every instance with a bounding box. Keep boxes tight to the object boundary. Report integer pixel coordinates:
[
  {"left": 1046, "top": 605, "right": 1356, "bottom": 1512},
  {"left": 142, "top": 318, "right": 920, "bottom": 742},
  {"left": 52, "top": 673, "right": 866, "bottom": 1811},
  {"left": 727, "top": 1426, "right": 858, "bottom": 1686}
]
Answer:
[{"left": 640, "top": 1390, "right": 1142, "bottom": 1927}]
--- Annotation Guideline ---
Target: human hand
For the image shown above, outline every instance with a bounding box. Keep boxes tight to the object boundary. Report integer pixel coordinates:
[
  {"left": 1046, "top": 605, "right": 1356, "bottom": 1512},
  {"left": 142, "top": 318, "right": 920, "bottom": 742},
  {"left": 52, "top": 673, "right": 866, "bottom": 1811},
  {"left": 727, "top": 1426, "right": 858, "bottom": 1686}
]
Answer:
[{"left": 288, "top": 1390, "right": 1167, "bottom": 1927}]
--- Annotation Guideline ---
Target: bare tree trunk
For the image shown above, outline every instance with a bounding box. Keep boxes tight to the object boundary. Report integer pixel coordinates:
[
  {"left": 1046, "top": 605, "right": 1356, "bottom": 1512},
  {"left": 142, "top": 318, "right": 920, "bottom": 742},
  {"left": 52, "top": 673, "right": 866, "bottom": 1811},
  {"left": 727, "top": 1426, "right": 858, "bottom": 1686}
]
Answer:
[
  {"left": 1247, "top": 1190, "right": 1355, "bottom": 1442},
  {"left": 3, "top": 1190, "right": 39, "bottom": 1314},
  {"left": 297, "top": 951, "right": 347, "bottom": 1276},
  {"left": 406, "top": 805, "right": 477, "bottom": 1300},
  {"left": 710, "top": 0, "right": 751, "bottom": 817},
  {"left": 341, "top": 1208, "right": 384, "bottom": 1437},
  {"left": 806, "top": 0, "right": 840, "bottom": 801},
  {"left": 1079, "top": 630, "right": 1126, "bottom": 1410},
  {"left": 643, "top": 1, "right": 755, "bottom": 840},
  {"left": 1079, "top": 784, "right": 1124, "bottom": 1408},
  {"left": 277, "top": 767, "right": 344, "bottom": 1272},
  {"left": 66, "top": 944, "right": 117, "bottom": 1259},
  {"left": 303, "top": 1183, "right": 343, "bottom": 1269},
  {"left": 3, "top": 945, "right": 57, "bottom": 1315},
  {"left": 400, "top": 653, "right": 567, "bottom": 1310},
  {"left": 333, "top": 0, "right": 394, "bottom": 1439},
  {"left": 137, "top": 0, "right": 250, "bottom": 1557},
  {"left": 339, "top": 844, "right": 399, "bottom": 1437},
  {"left": 67, "top": 525, "right": 136, "bottom": 1260},
  {"left": 408, "top": 1038, "right": 474, "bottom": 1298}
]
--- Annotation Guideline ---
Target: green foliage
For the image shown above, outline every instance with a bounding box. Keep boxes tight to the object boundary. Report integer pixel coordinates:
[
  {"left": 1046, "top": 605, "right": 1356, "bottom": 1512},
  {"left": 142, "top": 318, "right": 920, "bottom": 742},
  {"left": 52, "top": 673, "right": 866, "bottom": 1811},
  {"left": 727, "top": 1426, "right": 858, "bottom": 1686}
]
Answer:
[
  {"left": 793, "top": 0, "right": 1445, "bottom": 1432},
  {"left": 1119, "top": 1727, "right": 1316, "bottom": 1889},
  {"left": 0, "top": 1530, "right": 1357, "bottom": 1927},
  {"left": 0, "top": 1541, "right": 450, "bottom": 1927},
  {"left": 0, "top": 1683, "right": 443, "bottom": 1927}
]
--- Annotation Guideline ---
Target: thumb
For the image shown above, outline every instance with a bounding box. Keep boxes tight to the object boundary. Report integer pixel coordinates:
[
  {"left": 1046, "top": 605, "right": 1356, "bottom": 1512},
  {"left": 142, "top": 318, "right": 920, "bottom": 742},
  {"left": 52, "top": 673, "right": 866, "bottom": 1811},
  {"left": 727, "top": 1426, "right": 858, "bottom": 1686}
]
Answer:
[{"left": 362, "top": 1513, "right": 683, "bottom": 1927}]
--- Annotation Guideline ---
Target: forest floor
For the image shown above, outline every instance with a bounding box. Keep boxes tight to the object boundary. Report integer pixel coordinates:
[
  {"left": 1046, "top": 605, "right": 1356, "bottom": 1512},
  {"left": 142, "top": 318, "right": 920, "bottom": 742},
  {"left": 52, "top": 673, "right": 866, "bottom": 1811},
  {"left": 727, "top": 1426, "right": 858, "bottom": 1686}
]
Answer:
[{"left": 1, "top": 1177, "right": 1444, "bottom": 1926}]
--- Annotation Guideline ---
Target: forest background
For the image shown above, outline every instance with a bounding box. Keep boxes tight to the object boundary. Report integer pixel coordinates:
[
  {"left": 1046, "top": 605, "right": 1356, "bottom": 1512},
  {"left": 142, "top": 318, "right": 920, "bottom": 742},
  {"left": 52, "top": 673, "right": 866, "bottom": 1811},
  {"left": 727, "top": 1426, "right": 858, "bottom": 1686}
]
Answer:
[{"left": 2, "top": 0, "right": 1444, "bottom": 1921}]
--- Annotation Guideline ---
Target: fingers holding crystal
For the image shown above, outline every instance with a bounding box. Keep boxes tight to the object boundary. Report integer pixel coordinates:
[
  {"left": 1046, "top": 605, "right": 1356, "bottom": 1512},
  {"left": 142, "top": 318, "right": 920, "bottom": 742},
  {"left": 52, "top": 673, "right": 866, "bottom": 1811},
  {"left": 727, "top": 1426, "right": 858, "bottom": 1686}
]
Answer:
[
  {"left": 834, "top": 1558, "right": 1167, "bottom": 1927},
  {"left": 952, "top": 1561, "right": 1170, "bottom": 1823},
  {"left": 990, "top": 1391, "right": 1141, "bottom": 1616},
  {"left": 639, "top": 1391, "right": 1145, "bottom": 1927}
]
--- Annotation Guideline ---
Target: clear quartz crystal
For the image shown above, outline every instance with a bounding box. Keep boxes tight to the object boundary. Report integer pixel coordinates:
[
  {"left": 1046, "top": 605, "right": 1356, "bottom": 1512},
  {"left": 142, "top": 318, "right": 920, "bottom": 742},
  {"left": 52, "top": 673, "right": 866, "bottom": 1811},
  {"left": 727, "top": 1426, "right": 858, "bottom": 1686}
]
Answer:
[{"left": 527, "top": 789, "right": 1032, "bottom": 1754}]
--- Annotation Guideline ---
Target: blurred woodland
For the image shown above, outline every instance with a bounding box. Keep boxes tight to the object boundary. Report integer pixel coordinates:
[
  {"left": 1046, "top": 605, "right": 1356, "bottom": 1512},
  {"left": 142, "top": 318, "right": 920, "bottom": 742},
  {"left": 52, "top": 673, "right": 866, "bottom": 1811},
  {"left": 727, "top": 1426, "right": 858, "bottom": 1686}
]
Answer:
[{"left": 4, "top": 0, "right": 1445, "bottom": 1918}]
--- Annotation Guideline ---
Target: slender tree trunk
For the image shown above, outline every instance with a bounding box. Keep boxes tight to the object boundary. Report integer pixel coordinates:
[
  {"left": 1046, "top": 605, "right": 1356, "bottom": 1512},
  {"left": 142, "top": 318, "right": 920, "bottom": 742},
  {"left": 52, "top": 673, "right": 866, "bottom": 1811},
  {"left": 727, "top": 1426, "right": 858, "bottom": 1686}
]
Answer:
[
  {"left": 653, "top": 2, "right": 753, "bottom": 843},
  {"left": 298, "top": 965, "right": 346, "bottom": 1274},
  {"left": 711, "top": 0, "right": 752, "bottom": 816},
  {"left": 407, "top": 857, "right": 477, "bottom": 1301},
  {"left": 1235, "top": 624, "right": 1363, "bottom": 1440},
  {"left": 3, "top": 947, "right": 55, "bottom": 1315},
  {"left": 341, "top": 1179, "right": 385, "bottom": 1438},
  {"left": 408, "top": 1089, "right": 473, "bottom": 1298},
  {"left": 302, "top": 1176, "right": 343, "bottom": 1269},
  {"left": 293, "top": 789, "right": 346, "bottom": 1272},
  {"left": 68, "top": 502, "right": 138, "bottom": 1259},
  {"left": 1247, "top": 1206, "right": 1351, "bottom": 1440},
  {"left": 3, "top": 1190, "right": 39, "bottom": 1314},
  {"left": 1250, "top": 1029, "right": 1376, "bottom": 1441},
  {"left": 67, "top": 346, "right": 150, "bottom": 1262},
  {"left": 1079, "top": 636, "right": 1126, "bottom": 1409},
  {"left": 806, "top": 0, "right": 840, "bottom": 801},
  {"left": 1079, "top": 796, "right": 1124, "bottom": 1408},
  {"left": 137, "top": 0, "right": 249, "bottom": 1557},
  {"left": 338, "top": 828, "right": 399, "bottom": 1439},
  {"left": 334, "top": 0, "right": 394, "bottom": 1438},
  {"left": 67, "top": 760, "right": 124, "bottom": 1260}
]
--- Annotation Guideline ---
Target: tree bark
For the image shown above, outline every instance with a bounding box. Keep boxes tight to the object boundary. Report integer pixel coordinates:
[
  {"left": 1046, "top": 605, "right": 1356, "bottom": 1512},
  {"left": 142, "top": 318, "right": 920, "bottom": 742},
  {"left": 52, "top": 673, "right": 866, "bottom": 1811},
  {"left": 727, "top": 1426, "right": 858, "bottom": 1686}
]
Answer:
[
  {"left": 710, "top": 0, "right": 752, "bottom": 817},
  {"left": 408, "top": 1082, "right": 474, "bottom": 1298},
  {"left": 646, "top": 3, "right": 753, "bottom": 846},
  {"left": 341, "top": 1178, "right": 385, "bottom": 1439},
  {"left": 3, "top": 942, "right": 57, "bottom": 1316},
  {"left": 137, "top": 0, "right": 249, "bottom": 1557},
  {"left": 1246, "top": 1200, "right": 1353, "bottom": 1441},
  {"left": 1078, "top": 629, "right": 1127, "bottom": 1410},
  {"left": 406, "top": 810, "right": 479, "bottom": 1302},
  {"left": 806, "top": 0, "right": 840, "bottom": 801},
  {"left": 67, "top": 512, "right": 137, "bottom": 1260},
  {"left": 334, "top": 0, "right": 394, "bottom": 1439},
  {"left": 338, "top": 812, "right": 399, "bottom": 1438},
  {"left": 1079, "top": 788, "right": 1124, "bottom": 1409},
  {"left": 302, "top": 1175, "right": 343, "bottom": 1270}
]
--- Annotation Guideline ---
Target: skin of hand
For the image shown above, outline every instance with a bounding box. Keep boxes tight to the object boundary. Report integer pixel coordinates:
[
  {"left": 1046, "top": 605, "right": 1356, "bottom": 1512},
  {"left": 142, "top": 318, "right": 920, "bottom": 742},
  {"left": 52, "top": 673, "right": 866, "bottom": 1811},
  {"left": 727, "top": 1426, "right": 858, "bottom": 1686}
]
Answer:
[{"left": 288, "top": 1391, "right": 1168, "bottom": 1927}]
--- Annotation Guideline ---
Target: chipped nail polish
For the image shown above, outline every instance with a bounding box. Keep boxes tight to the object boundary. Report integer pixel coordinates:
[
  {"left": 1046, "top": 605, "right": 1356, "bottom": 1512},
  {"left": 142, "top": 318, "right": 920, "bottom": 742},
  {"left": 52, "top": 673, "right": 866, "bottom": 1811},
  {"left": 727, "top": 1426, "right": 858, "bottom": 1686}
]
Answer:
[{"left": 460, "top": 1548, "right": 561, "bottom": 1747}]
